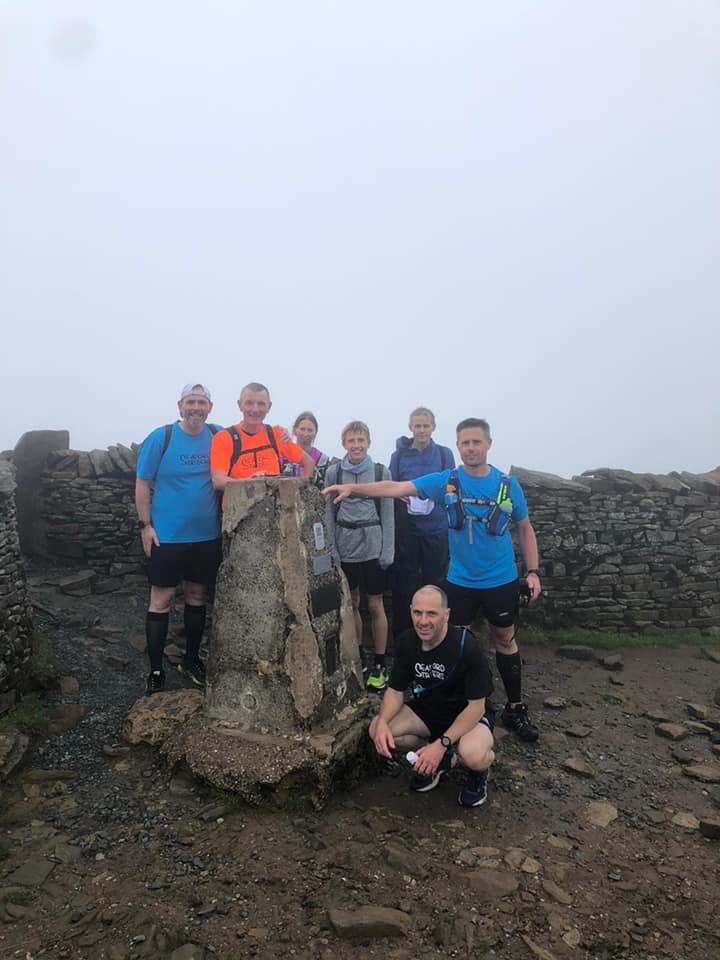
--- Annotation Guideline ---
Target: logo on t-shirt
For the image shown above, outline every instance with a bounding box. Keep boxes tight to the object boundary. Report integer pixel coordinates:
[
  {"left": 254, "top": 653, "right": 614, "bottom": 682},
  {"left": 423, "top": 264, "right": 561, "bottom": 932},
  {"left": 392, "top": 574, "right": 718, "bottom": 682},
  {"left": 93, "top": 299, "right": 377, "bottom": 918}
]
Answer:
[
  {"left": 414, "top": 662, "right": 446, "bottom": 682},
  {"left": 180, "top": 453, "right": 210, "bottom": 467}
]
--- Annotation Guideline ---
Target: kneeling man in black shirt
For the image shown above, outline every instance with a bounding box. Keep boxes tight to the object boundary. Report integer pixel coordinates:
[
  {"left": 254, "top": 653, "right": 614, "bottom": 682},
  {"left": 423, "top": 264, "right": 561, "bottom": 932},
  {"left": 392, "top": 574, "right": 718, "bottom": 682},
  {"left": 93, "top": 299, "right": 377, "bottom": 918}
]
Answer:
[{"left": 370, "top": 584, "right": 495, "bottom": 807}]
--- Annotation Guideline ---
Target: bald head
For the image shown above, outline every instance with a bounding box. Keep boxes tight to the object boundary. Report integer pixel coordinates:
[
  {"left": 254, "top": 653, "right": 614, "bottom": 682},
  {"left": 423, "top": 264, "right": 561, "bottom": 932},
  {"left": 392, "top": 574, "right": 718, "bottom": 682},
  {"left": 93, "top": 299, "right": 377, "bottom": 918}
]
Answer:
[{"left": 412, "top": 584, "right": 448, "bottom": 609}]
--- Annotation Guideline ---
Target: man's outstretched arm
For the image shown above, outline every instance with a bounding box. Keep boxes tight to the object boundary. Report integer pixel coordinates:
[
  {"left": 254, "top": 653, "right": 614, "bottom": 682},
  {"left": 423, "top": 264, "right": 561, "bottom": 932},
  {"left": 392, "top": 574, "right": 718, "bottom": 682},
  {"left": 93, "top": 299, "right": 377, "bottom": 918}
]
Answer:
[{"left": 323, "top": 479, "right": 418, "bottom": 504}]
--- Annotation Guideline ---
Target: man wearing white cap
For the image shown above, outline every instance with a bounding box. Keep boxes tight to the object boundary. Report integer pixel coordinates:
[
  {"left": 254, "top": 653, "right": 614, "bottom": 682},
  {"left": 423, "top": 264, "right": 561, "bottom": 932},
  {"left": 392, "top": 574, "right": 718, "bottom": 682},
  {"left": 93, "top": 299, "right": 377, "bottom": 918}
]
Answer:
[{"left": 135, "top": 383, "right": 222, "bottom": 694}]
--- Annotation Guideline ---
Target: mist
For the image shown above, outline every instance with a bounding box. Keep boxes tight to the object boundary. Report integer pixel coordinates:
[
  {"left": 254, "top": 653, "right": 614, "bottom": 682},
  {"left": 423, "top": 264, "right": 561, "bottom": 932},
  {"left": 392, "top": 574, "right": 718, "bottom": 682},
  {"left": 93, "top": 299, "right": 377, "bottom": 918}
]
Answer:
[{"left": 2, "top": 1, "right": 718, "bottom": 477}]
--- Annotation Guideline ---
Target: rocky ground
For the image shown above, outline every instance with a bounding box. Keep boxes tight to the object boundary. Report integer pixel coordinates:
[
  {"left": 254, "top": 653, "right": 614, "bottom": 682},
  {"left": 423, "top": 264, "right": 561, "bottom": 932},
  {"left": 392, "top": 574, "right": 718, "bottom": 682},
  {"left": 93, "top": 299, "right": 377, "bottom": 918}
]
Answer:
[{"left": 1, "top": 564, "right": 720, "bottom": 960}]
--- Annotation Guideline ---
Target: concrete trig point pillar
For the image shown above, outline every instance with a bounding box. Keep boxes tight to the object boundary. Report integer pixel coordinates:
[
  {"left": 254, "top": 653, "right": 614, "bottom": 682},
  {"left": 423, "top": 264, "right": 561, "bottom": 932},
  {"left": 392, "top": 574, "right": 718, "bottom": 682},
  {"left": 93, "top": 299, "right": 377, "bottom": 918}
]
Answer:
[
  {"left": 172, "top": 478, "right": 372, "bottom": 806},
  {"left": 207, "top": 476, "right": 362, "bottom": 727}
]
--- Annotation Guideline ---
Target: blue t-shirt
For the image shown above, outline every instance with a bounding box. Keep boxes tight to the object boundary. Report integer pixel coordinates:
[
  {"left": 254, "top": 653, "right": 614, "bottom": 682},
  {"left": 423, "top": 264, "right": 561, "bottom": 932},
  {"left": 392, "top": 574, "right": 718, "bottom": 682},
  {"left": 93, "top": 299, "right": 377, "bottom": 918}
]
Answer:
[
  {"left": 413, "top": 465, "right": 528, "bottom": 589},
  {"left": 136, "top": 422, "right": 222, "bottom": 544}
]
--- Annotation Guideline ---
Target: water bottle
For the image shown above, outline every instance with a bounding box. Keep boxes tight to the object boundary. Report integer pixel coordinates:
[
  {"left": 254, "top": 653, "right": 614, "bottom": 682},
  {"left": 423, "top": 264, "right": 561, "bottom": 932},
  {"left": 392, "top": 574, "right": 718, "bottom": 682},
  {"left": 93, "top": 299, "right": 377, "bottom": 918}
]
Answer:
[{"left": 444, "top": 482, "right": 465, "bottom": 530}]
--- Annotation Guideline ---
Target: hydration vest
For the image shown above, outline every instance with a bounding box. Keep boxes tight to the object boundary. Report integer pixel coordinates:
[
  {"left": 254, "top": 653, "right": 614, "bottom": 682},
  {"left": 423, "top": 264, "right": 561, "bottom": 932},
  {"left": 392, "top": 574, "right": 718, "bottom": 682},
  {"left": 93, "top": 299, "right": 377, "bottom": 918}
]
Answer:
[{"left": 444, "top": 470, "right": 513, "bottom": 542}]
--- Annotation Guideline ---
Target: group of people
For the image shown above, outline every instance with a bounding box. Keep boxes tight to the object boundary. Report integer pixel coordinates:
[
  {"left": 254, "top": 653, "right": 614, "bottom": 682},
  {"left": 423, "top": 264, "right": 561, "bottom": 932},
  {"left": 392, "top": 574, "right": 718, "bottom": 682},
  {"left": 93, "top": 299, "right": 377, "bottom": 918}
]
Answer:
[{"left": 136, "top": 381, "right": 543, "bottom": 808}]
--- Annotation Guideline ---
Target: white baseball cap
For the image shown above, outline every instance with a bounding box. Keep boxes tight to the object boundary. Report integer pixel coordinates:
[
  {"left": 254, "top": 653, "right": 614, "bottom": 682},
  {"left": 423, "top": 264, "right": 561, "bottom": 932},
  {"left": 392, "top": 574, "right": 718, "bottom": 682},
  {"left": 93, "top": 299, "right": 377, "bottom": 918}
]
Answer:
[{"left": 179, "top": 383, "right": 212, "bottom": 401}]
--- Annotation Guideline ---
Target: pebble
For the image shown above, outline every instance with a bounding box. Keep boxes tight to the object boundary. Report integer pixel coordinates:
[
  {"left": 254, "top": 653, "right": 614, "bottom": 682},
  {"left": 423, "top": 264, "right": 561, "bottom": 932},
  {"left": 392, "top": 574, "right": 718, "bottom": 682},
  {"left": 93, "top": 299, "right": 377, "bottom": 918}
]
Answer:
[{"left": 562, "top": 757, "right": 595, "bottom": 778}]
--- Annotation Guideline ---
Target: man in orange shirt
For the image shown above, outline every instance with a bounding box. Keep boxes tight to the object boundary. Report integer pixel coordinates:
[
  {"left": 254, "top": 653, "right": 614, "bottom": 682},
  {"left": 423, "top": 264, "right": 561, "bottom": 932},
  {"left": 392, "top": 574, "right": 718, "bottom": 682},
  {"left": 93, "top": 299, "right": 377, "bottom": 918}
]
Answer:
[{"left": 211, "top": 382, "right": 314, "bottom": 490}]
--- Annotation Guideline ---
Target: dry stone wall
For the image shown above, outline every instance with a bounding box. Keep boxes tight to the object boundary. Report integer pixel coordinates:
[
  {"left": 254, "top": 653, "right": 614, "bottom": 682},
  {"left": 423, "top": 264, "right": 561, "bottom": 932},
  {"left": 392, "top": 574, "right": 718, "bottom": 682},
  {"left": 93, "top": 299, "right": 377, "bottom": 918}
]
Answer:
[
  {"left": 37, "top": 445, "right": 142, "bottom": 582},
  {"left": 514, "top": 466, "right": 720, "bottom": 633},
  {"left": 0, "top": 462, "right": 33, "bottom": 715},
  {"left": 9, "top": 429, "right": 720, "bottom": 633}
]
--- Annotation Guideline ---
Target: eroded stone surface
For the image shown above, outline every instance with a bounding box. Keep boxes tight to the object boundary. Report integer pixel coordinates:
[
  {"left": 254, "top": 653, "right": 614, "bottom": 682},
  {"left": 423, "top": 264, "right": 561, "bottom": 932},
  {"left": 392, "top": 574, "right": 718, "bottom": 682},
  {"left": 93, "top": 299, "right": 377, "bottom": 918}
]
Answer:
[
  {"left": 206, "top": 479, "right": 361, "bottom": 731},
  {"left": 123, "top": 690, "right": 204, "bottom": 746}
]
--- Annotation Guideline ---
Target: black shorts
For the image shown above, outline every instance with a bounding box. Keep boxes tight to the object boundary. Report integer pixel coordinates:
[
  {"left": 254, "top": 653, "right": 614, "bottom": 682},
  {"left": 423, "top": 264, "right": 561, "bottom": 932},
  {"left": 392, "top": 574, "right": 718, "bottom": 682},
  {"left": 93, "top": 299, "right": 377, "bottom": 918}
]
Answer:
[
  {"left": 444, "top": 579, "right": 520, "bottom": 629},
  {"left": 341, "top": 559, "right": 387, "bottom": 596},
  {"left": 407, "top": 698, "right": 495, "bottom": 742},
  {"left": 147, "top": 539, "right": 223, "bottom": 589}
]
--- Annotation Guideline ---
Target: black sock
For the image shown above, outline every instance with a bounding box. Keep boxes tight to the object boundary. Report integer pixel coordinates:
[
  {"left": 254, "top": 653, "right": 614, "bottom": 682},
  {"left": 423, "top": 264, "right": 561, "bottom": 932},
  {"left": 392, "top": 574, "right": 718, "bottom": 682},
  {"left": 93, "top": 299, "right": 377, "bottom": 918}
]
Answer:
[
  {"left": 374, "top": 653, "right": 386, "bottom": 668},
  {"left": 184, "top": 604, "right": 207, "bottom": 665},
  {"left": 496, "top": 650, "right": 522, "bottom": 704},
  {"left": 146, "top": 612, "right": 169, "bottom": 673}
]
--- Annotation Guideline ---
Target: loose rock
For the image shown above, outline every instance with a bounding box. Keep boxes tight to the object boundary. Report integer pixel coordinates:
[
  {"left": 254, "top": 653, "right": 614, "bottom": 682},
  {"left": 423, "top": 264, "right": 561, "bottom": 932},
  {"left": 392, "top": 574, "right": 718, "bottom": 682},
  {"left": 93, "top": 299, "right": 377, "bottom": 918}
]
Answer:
[
  {"left": 466, "top": 869, "right": 519, "bottom": 898},
  {"left": 557, "top": 645, "right": 596, "bottom": 661},
  {"left": 542, "top": 878, "right": 572, "bottom": 905},
  {"left": 562, "top": 757, "right": 594, "bottom": 778},
  {"left": 587, "top": 801, "right": 618, "bottom": 828},
  {"left": 698, "top": 818, "right": 720, "bottom": 839},
  {"left": 670, "top": 812, "right": 699, "bottom": 830},
  {"left": 655, "top": 723, "right": 689, "bottom": 741},
  {"left": 682, "top": 764, "right": 720, "bottom": 784},
  {"left": 328, "top": 906, "right": 411, "bottom": 939},
  {"left": 565, "top": 725, "right": 592, "bottom": 738},
  {"left": 600, "top": 654, "right": 623, "bottom": 671}
]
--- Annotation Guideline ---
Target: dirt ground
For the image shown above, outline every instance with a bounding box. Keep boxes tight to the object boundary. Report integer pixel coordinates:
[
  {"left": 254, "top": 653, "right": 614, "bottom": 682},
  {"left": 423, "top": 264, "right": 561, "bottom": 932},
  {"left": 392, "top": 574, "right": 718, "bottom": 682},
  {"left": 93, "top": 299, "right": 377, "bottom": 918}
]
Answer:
[{"left": 1, "top": 565, "right": 720, "bottom": 960}]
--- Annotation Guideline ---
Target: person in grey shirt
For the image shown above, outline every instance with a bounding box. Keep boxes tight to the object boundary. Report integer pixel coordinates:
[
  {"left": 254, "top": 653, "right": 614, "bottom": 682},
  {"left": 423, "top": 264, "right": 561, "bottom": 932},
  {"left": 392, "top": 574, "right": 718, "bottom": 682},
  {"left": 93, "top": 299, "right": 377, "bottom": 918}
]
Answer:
[{"left": 325, "top": 420, "right": 394, "bottom": 691}]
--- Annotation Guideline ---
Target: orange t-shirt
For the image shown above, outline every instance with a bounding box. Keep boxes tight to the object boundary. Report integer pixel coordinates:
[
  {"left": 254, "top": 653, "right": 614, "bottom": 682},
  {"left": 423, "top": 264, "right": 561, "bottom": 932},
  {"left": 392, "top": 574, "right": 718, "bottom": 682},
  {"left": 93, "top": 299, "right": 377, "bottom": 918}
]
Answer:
[{"left": 210, "top": 424, "right": 305, "bottom": 479}]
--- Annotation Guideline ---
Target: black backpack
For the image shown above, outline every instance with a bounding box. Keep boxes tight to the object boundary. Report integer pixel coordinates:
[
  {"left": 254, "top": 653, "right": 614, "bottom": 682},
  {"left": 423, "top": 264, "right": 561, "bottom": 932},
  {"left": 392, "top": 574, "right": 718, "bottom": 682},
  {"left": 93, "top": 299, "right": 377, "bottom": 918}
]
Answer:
[
  {"left": 158, "top": 422, "right": 220, "bottom": 463},
  {"left": 216, "top": 424, "right": 281, "bottom": 476}
]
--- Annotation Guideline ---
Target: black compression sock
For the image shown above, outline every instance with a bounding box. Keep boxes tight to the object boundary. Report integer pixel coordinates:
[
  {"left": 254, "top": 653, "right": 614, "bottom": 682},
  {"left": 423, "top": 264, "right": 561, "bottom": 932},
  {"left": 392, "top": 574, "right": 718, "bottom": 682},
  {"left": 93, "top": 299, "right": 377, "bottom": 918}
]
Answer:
[
  {"left": 374, "top": 653, "right": 386, "bottom": 667},
  {"left": 146, "top": 611, "right": 169, "bottom": 673},
  {"left": 183, "top": 604, "right": 207, "bottom": 664},
  {"left": 496, "top": 650, "right": 523, "bottom": 704}
]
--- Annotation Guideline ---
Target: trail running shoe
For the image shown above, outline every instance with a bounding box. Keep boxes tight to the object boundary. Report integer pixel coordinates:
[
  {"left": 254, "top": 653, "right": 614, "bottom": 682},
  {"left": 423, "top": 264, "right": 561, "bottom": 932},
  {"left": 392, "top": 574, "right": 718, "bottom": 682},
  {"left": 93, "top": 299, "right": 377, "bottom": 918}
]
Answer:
[
  {"left": 500, "top": 702, "right": 539, "bottom": 742},
  {"left": 178, "top": 661, "right": 206, "bottom": 688},
  {"left": 366, "top": 665, "right": 387, "bottom": 691},
  {"left": 410, "top": 750, "right": 452, "bottom": 793},
  {"left": 145, "top": 670, "right": 166, "bottom": 696},
  {"left": 458, "top": 769, "right": 489, "bottom": 807}
]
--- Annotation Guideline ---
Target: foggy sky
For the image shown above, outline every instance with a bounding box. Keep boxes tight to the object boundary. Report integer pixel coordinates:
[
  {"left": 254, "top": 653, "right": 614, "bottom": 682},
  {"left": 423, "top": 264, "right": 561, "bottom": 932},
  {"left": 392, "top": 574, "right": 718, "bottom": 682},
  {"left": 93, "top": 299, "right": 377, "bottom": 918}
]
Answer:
[{"left": 2, "top": 1, "right": 718, "bottom": 478}]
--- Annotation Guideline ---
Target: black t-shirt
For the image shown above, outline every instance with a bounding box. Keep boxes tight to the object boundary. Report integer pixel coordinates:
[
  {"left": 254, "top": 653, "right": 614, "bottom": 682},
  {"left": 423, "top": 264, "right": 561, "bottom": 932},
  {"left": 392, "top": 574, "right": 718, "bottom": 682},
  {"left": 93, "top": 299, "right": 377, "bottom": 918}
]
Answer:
[{"left": 389, "top": 626, "right": 494, "bottom": 716}]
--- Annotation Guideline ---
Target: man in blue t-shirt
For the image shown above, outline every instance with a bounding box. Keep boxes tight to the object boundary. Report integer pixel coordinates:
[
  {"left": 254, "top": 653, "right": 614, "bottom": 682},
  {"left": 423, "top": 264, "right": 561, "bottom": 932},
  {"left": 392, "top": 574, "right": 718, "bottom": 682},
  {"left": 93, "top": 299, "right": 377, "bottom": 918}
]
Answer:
[
  {"left": 135, "top": 383, "right": 222, "bottom": 695},
  {"left": 324, "top": 417, "right": 543, "bottom": 742},
  {"left": 389, "top": 407, "right": 455, "bottom": 637}
]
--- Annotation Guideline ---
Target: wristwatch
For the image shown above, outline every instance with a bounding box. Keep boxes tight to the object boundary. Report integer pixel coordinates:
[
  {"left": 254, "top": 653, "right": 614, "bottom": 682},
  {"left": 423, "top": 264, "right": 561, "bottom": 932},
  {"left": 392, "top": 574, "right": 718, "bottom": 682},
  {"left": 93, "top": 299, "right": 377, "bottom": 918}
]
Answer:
[
  {"left": 440, "top": 735, "right": 452, "bottom": 749},
  {"left": 137, "top": 520, "right": 151, "bottom": 530},
  {"left": 526, "top": 568, "right": 541, "bottom": 577}
]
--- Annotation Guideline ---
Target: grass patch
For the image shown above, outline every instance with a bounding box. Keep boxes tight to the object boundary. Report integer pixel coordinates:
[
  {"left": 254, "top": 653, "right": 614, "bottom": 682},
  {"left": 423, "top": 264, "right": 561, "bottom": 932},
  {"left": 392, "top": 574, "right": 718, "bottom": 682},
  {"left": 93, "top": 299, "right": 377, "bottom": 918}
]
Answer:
[
  {"left": 30, "top": 630, "right": 58, "bottom": 683},
  {"left": 0, "top": 695, "right": 49, "bottom": 736},
  {"left": 519, "top": 624, "right": 719, "bottom": 650}
]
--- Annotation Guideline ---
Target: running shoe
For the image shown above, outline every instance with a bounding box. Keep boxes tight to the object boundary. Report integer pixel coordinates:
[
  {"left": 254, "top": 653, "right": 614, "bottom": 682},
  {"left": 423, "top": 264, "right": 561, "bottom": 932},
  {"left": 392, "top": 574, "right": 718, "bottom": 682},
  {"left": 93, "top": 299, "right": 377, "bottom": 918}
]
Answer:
[
  {"left": 410, "top": 750, "right": 452, "bottom": 793},
  {"left": 458, "top": 769, "right": 489, "bottom": 807},
  {"left": 366, "top": 665, "right": 387, "bottom": 691},
  {"left": 178, "top": 661, "right": 206, "bottom": 688},
  {"left": 145, "top": 670, "right": 166, "bottom": 696},
  {"left": 500, "top": 702, "right": 539, "bottom": 742}
]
